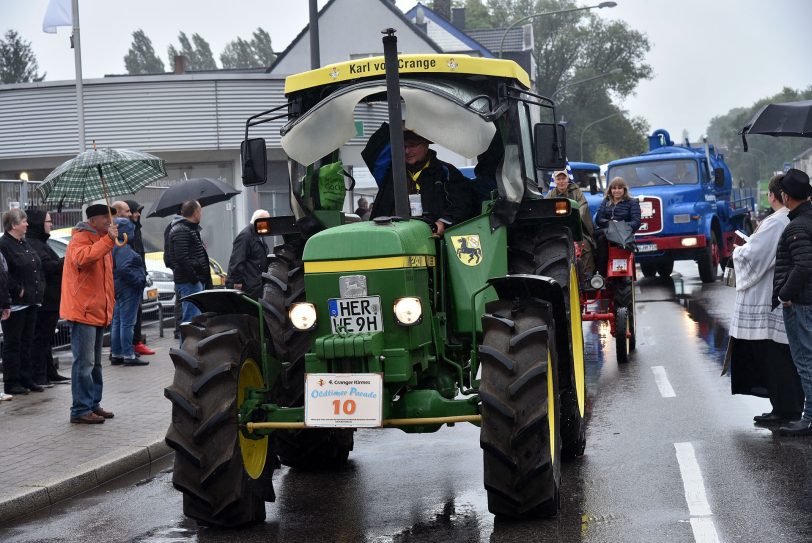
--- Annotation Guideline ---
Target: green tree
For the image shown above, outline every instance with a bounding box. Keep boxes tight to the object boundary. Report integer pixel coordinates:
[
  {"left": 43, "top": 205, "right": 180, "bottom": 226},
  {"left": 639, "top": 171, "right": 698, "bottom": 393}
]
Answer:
[
  {"left": 707, "top": 86, "right": 812, "bottom": 188},
  {"left": 220, "top": 28, "right": 276, "bottom": 69},
  {"left": 0, "top": 30, "right": 45, "bottom": 84},
  {"left": 124, "top": 29, "right": 165, "bottom": 74},
  {"left": 459, "top": 0, "right": 495, "bottom": 29},
  {"left": 481, "top": 0, "right": 652, "bottom": 161},
  {"left": 168, "top": 32, "right": 217, "bottom": 71}
]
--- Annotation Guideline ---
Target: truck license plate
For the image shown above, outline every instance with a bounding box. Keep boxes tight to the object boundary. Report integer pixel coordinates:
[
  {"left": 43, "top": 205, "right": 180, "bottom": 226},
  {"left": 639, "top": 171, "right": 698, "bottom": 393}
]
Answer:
[
  {"left": 637, "top": 243, "right": 657, "bottom": 252},
  {"left": 304, "top": 373, "right": 383, "bottom": 427},
  {"left": 328, "top": 296, "right": 383, "bottom": 334}
]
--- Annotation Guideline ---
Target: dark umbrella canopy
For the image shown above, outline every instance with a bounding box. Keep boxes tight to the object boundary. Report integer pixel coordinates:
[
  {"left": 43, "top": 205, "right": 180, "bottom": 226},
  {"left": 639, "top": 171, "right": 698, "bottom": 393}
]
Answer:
[
  {"left": 146, "top": 177, "right": 241, "bottom": 218},
  {"left": 740, "top": 99, "right": 812, "bottom": 150}
]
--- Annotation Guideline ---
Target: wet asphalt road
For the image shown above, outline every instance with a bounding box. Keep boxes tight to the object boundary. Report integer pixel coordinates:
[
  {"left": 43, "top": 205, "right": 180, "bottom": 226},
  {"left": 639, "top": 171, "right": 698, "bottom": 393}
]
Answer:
[{"left": 3, "top": 263, "right": 812, "bottom": 542}]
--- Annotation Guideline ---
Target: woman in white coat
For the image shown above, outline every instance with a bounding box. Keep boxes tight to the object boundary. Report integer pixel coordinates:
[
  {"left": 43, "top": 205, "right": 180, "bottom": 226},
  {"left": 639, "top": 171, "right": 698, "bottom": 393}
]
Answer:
[{"left": 729, "top": 174, "right": 804, "bottom": 424}]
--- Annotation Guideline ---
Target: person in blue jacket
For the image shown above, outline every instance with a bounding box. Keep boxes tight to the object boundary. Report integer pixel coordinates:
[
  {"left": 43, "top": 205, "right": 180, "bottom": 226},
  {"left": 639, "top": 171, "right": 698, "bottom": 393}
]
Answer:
[
  {"left": 110, "top": 217, "right": 147, "bottom": 366},
  {"left": 594, "top": 177, "right": 641, "bottom": 275}
]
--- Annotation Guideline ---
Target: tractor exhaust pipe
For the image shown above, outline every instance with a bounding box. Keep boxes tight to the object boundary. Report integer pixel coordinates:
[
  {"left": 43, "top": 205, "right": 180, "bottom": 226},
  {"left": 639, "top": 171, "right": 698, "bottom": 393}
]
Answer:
[{"left": 382, "top": 28, "right": 410, "bottom": 220}]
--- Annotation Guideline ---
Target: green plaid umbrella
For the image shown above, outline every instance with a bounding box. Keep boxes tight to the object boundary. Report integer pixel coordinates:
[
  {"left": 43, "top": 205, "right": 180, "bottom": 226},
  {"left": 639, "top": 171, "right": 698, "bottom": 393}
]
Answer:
[{"left": 37, "top": 147, "right": 167, "bottom": 205}]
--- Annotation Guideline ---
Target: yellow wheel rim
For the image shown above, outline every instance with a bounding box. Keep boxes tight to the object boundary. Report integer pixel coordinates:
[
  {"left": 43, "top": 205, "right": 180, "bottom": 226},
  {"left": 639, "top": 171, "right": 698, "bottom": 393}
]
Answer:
[
  {"left": 238, "top": 358, "right": 268, "bottom": 480},
  {"left": 547, "top": 351, "right": 556, "bottom": 465},
  {"left": 569, "top": 264, "right": 586, "bottom": 417}
]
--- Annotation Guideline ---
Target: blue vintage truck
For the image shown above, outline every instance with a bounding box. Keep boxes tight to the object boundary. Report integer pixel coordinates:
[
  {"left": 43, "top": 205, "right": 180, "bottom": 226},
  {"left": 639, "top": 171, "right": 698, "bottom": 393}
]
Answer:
[{"left": 605, "top": 129, "right": 755, "bottom": 282}]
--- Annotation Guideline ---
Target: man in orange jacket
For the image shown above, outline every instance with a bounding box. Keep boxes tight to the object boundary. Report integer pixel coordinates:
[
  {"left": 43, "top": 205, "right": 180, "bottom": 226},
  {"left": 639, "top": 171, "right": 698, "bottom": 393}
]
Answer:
[{"left": 62, "top": 204, "right": 119, "bottom": 424}]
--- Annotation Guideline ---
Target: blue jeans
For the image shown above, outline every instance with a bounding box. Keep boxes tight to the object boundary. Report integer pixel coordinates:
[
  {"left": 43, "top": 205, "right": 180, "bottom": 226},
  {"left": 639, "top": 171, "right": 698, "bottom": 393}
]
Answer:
[
  {"left": 784, "top": 304, "right": 812, "bottom": 420},
  {"left": 176, "top": 281, "right": 203, "bottom": 325},
  {"left": 112, "top": 286, "right": 141, "bottom": 359},
  {"left": 69, "top": 322, "right": 104, "bottom": 418}
]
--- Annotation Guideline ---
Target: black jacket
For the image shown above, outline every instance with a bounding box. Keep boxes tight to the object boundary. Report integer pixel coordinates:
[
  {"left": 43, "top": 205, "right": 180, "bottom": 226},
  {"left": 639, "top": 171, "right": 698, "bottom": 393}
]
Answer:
[
  {"left": 168, "top": 219, "right": 211, "bottom": 288},
  {"left": 226, "top": 225, "right": 269, "bottom": 299},
  {"left": 595, "top": 197, "right": 642, "bottom": 232},
  {"left": 0, "top": 232, "right": 44, "bottom": 306},
  {"left": 130, "top": 217, "right": 145, "bottom": 265},
  {"left": 773, "top": 200, "right": 812, "bottom": 307},
  {"left": 25, "top": 209, "right": 63, "bottom": 311},
  {"left": 369, "top": 149, "right": 474, "bottom": 225}
]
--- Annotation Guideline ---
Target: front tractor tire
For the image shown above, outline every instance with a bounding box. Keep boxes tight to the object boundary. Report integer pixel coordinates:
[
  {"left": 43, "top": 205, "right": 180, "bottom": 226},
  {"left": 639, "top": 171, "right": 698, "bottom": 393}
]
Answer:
[
  {"left": 480, "top": 299, "right": 561, "bottom": 519},
  {"left": 511, "top": 227, "right": 586, "bottom": 459},
  {"left": 262, "top": 243, "right": 353, "bottom": 469},
  {"left": 164, "top": 313, "right": 273, "bottom": 528}
]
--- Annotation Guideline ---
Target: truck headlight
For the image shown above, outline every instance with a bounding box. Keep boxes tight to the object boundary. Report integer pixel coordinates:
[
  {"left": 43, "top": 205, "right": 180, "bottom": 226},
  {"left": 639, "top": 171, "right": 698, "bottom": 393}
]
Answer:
[
  {"left": 393, "top": 297, "right": 422, "bottom": 326},
  {"left": 289, "top": 303, "right": 317, "bottom": 331}
]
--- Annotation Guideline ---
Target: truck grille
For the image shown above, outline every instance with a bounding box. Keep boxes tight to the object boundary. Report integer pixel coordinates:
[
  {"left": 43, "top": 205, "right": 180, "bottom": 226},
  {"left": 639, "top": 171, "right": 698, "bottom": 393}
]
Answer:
[{"left": 636, "top": 196, "right": 663, "bottom": 235}]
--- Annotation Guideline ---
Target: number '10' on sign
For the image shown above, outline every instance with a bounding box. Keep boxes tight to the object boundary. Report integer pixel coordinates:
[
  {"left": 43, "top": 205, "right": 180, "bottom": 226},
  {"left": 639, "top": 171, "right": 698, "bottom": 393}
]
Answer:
[{"left": 333, "top": 399, "right": 357, "bottom": 415}]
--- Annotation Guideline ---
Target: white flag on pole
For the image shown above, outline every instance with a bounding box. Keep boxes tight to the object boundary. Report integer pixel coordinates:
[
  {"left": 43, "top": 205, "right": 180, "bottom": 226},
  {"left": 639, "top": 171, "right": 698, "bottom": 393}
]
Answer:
[{"left": 42, "top": 0, "right": 72, "bottom": 34}]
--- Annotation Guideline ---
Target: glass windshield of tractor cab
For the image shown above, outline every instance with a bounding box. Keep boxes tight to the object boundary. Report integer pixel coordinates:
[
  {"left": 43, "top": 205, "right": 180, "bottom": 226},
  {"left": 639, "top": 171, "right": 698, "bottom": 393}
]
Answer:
[
  {"left": 608, "top": 159, "right": 699, "bottom": 189},
  {"left": 281, "top": 79, "right": 497, "bottom": 167}
]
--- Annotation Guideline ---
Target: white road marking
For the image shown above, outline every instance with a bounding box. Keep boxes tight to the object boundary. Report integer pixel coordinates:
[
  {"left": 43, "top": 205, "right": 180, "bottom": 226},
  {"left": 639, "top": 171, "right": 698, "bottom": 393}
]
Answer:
[
  {"left": 651, "top": 366, "right": 676, "bottom": 398},
  {"left": 675, "top": 442, "right": 720, "bottom": 543}
]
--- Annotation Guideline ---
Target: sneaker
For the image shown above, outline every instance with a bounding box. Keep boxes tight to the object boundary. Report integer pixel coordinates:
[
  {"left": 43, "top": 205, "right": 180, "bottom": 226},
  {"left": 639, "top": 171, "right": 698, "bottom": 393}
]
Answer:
[
  {"left": 70, "top": 412, "right": 105, "bottom": 424},
  {"left": 778, "top": 419, "right": 812, "bottom": 437},
  {"left": 26, "top": 383, "right": 45, "bottom": 393},
  {"left": 133, "top": 342, "right": 156, "bottom": 356},
  {"left": 5, "top": 385, "right": 29, "bottom": 395},
  {"left": 110, "top": 356, "right": 125, "bottom": 366},
  {"left": 38, "top": 382, "right": 55, "bottom": 389},
  {"left": 124, "top": 357, "right": 149, "bottom": 366},
  {"left": 0, "top": 392, "right": 12, "bottom": 401}
]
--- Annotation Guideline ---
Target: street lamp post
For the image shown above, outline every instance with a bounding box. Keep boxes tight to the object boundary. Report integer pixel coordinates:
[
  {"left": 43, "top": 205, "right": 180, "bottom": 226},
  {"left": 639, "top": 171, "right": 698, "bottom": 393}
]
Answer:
[
  {"left": 498, "top": 2, "right": 617, "bottom": 59},
  {"left": 580, "top": 112, "right": 620, "bottom": 161},
  {"left": 551, "top": 68, "right": 622, "bottom": 101}
]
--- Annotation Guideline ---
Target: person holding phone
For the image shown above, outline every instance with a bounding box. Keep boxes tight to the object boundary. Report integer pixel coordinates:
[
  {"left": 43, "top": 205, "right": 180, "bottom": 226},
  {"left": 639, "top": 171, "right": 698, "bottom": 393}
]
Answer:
[{"left": 729, "top": 174, "right": 802, "bottom": 425}]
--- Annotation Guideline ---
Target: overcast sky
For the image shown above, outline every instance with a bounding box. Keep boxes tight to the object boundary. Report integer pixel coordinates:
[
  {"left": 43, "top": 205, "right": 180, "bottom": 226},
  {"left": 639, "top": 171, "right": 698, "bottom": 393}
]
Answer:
[{"left": 1, "top": 0, "right": 810, "bottom": 141}]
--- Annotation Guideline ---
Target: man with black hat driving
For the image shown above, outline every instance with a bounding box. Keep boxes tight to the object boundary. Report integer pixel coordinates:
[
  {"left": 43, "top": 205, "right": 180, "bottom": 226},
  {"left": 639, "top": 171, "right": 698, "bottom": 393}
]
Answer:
[
  {"left": 772, "top": 168, "right": 812, "bottom": 436},
  {"left": 365, "top": 127, "right": 474, "bottom": 235},
  {"left": 62, "top": 204, "right": 118, "bottom": 424}
]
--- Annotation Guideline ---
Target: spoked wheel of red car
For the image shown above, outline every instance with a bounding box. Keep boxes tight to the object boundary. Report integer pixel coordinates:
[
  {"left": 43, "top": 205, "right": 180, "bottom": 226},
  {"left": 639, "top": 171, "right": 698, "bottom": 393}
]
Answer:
[
  {"left": 615, "top": 306, "right": 630, "bottom": 364},
  {"left": 480, "top": 299, "right": 561, "bottom": 519},
  {"left": 698, "top": 230, "right": 720, "bottom": 283}
]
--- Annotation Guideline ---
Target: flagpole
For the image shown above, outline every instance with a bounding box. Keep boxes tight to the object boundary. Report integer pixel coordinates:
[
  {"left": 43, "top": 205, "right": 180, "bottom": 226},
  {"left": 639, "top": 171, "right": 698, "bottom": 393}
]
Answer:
[{"left": 71, "top": 0, "right": 85, "bottom": 152}]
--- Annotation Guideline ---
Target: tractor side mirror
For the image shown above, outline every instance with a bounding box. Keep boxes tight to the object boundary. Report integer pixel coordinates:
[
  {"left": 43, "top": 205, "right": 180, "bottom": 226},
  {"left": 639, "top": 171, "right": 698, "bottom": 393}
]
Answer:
[
  {"left": 713, "top": 167, "right": 725, "bottom": 188},
  {"left": 589, "top": 176, "right": 598, "bottom": 195},
  {"left": 534, "top": 123, "right": 567, "bottom": 170},
  {"left": 241, "top": 138, "right": 268, "bottom": 186}
]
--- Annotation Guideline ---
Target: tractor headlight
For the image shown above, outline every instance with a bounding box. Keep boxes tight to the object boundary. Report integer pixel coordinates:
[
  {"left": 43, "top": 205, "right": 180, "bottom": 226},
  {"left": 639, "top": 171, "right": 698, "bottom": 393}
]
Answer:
[
  {"left": 393, "top": 297, "right": 422, "bottom": 326},
  {"left": 589, "top": 274, "right": 605, "bottom": 290},
  {"left": 289, "top": 303, "right": 317, "bottom": 331}
]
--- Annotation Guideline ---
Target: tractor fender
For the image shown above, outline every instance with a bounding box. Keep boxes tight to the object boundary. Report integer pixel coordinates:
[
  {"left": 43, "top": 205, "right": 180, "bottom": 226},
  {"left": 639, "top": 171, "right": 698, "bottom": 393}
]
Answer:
[
  {"left": 486, "top": 274, "right": 570, "bottom": 368},
  {"left": 184, "top": 289, "right": 264, "bottom": 317}
]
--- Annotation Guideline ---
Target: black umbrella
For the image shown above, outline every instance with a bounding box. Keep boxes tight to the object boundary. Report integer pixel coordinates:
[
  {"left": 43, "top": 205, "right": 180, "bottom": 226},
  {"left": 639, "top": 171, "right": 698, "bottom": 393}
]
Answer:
[
  {"left": 740, "top": 99, "right": 812, "bottom": 151},
  {"left": 146, "top": 177, "right": 241, "bottom": 218}
]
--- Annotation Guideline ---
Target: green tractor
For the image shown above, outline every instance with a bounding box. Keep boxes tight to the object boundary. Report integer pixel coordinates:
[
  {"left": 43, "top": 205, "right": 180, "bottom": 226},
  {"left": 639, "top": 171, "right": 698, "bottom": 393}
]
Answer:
[{"left": 164, "top": 31, "right": 587, "bottom": 528}]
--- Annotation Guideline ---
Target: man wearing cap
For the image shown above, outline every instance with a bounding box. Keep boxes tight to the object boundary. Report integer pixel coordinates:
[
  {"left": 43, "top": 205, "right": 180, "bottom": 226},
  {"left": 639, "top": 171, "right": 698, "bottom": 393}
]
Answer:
[
  {"left": 62, "top": 204, "right": 119, "bottom": 424},
  {"left": 772, "top": 168, "right": 812, "bottom": 436},
  {"left": 124, "top": 199, "right": 155, "bottom": 356},
  {"left": 546, "top": 170, "right": 596, "bottom": 275},
  {"left": 365, "top": 127, "right": 474, "bottom": 235}
]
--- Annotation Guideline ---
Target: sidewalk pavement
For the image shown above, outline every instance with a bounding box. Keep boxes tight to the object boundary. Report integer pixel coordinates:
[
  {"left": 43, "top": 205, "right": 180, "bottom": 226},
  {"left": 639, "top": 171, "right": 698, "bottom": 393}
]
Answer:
[{"left": 0, "top": 328, "right": 177, "bottom": 525}]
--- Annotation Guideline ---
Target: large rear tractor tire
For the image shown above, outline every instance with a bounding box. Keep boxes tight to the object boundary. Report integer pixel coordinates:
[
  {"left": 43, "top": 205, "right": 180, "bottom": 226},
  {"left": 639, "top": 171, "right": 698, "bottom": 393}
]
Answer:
[
  {"left": 510, "top": 227, "right": 586, "bottom": 460},
  {"left": 480, "top": 299, "right": 561, "bottom": 518},
  {"left": 262, "top": 243, "right": 353, "bottom": 469},
  {"left": 698, "top": 230, "right": 720, "bottom": 283},
  {"left": 164, "top": 313, "right": 273, "bottom": 528}
]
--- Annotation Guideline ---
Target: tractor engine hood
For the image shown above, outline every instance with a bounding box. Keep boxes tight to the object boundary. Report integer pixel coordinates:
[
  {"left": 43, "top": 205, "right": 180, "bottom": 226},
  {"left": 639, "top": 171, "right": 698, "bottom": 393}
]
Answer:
[
  {"left": 281, "top": 81, "right": 496, "bottom": 167},
  {"left": 303, "top": 220, "right": 436, "bottom": 265}
]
